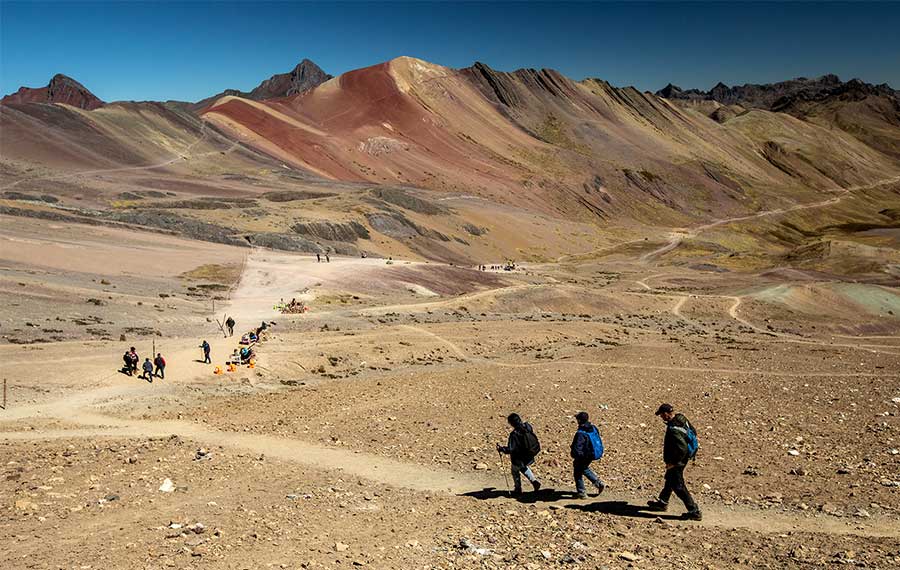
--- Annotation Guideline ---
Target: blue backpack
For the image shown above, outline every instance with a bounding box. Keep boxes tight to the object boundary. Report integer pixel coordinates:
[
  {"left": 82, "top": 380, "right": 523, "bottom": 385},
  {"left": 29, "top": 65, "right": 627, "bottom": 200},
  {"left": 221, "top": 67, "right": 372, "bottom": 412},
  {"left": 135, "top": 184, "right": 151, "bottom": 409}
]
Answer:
[
  {"left": 586, "top": 426, "right": 604, "bottom": 460},
  {"left": 672, "top": 422, "right": 699, "bottom": 459}
]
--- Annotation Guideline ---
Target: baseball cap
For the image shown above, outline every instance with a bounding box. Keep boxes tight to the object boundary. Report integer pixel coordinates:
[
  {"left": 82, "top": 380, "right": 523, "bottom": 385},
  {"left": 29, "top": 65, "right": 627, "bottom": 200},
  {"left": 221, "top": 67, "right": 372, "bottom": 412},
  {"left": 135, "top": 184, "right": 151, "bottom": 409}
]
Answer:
[{"left": 655, "top": 403, "right": 674, "bottom": 416}]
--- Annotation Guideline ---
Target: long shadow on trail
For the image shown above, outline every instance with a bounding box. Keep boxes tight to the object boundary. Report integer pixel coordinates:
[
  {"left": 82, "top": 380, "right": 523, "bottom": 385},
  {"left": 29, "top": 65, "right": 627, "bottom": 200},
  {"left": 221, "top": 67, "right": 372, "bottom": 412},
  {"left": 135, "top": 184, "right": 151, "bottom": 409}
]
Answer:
[
  {"left": 460, "top": 487, "right": 579, "bottom": 503},
  {"left": 566, "top": 500, "right": 684, "bottom": 521}
]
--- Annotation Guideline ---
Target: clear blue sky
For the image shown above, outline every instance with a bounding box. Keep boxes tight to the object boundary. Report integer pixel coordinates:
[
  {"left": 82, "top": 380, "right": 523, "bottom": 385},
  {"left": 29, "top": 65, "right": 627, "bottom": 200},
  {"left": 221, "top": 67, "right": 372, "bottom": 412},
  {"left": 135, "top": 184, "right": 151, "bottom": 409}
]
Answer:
[{"left": 2, "top": 1, "right": 898, "bottom": 102}]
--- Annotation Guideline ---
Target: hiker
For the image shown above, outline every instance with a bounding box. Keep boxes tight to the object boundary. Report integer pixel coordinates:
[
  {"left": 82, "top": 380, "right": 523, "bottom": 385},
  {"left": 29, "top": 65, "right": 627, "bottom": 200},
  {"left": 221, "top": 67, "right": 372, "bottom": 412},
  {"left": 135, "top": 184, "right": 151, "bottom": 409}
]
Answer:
[
  {"left": 571, "top": 411, "right": 606, "bottom": 498},
  {"left": 225, "top": 316, "right": 235, "bottom": 337},
  {"left": 122, "top": 350, "right": 133, "bottom": 376},
  {"left": 154, "top": 353, "right": 166, "bottom": 379},
  {"left": 497, "top": 413, "right": 542, "bottom": 495},
  {"left": 141, "top": 358, "right": 154, "bottom": 382},
  {"left": 200, "top": 340, "right": 211, "bottom": 364},
  {"left": 325, "top": 253, "right": 330, "bottom": 263},
  {"left": 647, "top": 403, "right": 702, "bottom": 520},
  {"left": 128, "top": 347, "right": 139, "bottom": 375},
  {"left": 316, "top": 253, "right": 321, "bottom": 263}
]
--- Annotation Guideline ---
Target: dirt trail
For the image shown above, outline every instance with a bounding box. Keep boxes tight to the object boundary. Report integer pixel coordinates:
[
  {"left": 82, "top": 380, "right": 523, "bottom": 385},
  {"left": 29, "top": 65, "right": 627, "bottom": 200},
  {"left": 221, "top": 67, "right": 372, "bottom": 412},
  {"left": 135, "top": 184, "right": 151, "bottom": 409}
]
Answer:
[
  {"left": 633, "top": 275, "right": 900, "bottom": 355},
  {"left": 639, "top": 175, "right": 900, "bottom": 264},
  {"left": 2, "top": 406, "right": 898, "bottom": 538}
]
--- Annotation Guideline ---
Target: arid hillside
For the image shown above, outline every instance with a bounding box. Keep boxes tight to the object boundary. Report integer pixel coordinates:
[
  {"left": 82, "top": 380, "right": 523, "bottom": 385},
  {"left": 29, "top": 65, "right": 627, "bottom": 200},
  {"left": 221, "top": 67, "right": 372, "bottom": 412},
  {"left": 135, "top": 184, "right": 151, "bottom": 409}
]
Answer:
[{"left": 2, "top": 57, "right": 899, "bottom": 266}]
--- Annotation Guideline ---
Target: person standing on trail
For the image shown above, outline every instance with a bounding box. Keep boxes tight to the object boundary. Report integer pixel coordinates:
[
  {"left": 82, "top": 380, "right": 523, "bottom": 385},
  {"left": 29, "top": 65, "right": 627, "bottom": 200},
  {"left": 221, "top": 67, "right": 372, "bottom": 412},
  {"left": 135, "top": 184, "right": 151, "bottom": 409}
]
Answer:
[
  {"left": 154, "top": 353, "right": 166, "bottom": 379},
  {"left": 128, "top": 347, "right": 139, "bottom": 375},
  {"left": 225, "top": 317, "right": 235, "bottom": 337},
  {"left": 141, "top": 358, "right": 154, "bottom": 382},
  {"left": 316, "top": 253, "right": 321, "bottom": 263},
  {"left": 200, "top": 340, "right": 211, "bottom": 364},
  {"left": 647, "top": 403, "right": 702, "bottom": 521},
  {"left": 497, "top": 413, "right": 542, "bottom": 496},
  {"left": 571, "top": 411, "right": 606, "bottom": 499},
  {"left": 122, "top": 350, "right": 133, "bottom": 375},
  {"left": 325, "top": 253, "right": 330, "bottom": 263}
]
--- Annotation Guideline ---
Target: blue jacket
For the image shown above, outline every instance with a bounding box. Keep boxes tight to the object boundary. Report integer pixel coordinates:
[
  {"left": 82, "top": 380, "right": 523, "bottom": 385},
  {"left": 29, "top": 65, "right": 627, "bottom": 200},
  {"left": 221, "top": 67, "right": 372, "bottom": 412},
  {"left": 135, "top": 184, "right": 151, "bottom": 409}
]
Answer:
[{"left": 571, "top": 422, "right": 598, "bottom": 460}]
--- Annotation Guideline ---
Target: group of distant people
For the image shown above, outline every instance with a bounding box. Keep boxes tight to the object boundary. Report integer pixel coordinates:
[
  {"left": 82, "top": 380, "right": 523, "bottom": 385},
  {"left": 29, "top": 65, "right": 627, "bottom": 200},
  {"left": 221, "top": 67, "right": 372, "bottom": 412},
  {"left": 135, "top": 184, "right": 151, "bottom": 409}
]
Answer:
[
  {"left": 121, "top": 346, "right": 166, "bottom": 382},
  {"left": 498, "top": 404, "right": 701, "bottom": 520},
  {"left": 315, "top": 253, "right": 331, "bottom": 263},
  {"left": 478, "top": 262, "right": 517, "bottom": 271}
]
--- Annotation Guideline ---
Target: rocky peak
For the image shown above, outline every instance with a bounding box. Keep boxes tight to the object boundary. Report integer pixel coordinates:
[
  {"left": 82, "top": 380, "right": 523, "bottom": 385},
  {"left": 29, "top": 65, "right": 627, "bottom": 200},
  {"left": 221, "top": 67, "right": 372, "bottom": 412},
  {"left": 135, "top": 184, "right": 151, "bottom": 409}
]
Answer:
[
  {"left": 247, "top": 59, "right": 332, "bottom": 100},
  {"left": 1, "top": 73, "right": 104, "bottom": 110}
]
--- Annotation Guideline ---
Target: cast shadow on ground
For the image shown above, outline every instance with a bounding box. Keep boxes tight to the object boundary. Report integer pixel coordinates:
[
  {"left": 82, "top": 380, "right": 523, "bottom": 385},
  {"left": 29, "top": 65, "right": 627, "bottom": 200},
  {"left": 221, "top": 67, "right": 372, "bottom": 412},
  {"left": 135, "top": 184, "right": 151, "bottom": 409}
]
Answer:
[
  {"left": 566, "top": 500, "right": 683, "bottom": 521},
  {"left": 460, "top": 487, "right": 579, "bottom": 503}
]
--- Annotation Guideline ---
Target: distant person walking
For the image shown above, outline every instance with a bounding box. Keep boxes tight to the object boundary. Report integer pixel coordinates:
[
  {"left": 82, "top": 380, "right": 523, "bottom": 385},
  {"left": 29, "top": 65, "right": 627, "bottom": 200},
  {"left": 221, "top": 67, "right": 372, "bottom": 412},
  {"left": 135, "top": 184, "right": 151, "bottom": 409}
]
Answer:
[
  {"left": 141, "top": 358, "right": 154, "bottom": 382},
  {"left": 647, "top": 403, "right": 702, "bottom": 520},
  {"left": 497, "top": 413, "right": 542, "bottom": 495},
  {"left": 316, "top": 253, "right": 321, "bottom": 263},
  {"left": 225, "top": 317, "right": 235, "bottom": 337},
  {"left": 154, "top": 353, "right": 166, "bottom": 379},
  {"left": 200, "top": 340, "right": 211, "bottom": 364},
  {"left": 325, "top": 253, "right": 330, "bottom": 263},
  {"left": 571, "top": 411, "right": 606, "bottom": 498}
]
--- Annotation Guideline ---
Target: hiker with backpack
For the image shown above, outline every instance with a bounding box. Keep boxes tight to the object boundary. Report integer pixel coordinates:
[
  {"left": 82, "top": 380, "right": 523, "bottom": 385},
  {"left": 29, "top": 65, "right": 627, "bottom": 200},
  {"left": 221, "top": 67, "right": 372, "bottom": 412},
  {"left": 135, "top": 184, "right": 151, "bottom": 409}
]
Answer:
[
  {"left": 647, "top": 403, "right": 702, "bottom": 520},
  {"left": 571, "top": 411, "right": 606, "bottom": 499},
  {"left": 225, "top": 317, "right": 235, "bottom": 337},
  {"left": 497, "top": 413, "right": 542, "bottom": 495},
  {"left": 154, "top": 353, "right": 166, "bottom": 379},
  {"left": 200, "top": 340, "right": 211, "bottom": 364}
]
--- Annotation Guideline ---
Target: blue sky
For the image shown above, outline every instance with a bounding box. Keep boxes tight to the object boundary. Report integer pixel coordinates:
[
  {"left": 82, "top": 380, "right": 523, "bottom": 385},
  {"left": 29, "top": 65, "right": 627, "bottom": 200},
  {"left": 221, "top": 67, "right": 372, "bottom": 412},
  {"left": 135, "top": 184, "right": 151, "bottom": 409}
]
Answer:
[{"left": 2, "top": 1, "right": 898, "bottom": 102}]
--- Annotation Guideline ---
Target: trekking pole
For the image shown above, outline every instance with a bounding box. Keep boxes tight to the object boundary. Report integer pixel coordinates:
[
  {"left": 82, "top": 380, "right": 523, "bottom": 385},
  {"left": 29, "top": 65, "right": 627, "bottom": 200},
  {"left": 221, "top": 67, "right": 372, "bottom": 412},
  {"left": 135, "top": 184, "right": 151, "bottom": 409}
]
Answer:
[{"left": 497, "top": 446, "right": 511, "bottom": 495}]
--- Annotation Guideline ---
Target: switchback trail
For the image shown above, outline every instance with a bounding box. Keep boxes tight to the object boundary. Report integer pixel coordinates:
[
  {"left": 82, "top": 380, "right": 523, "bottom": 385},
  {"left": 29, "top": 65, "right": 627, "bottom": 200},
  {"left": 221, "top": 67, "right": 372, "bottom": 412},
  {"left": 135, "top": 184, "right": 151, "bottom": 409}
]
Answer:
[{"left": 640, "top": 175, "right": 900, "bottom": 263}]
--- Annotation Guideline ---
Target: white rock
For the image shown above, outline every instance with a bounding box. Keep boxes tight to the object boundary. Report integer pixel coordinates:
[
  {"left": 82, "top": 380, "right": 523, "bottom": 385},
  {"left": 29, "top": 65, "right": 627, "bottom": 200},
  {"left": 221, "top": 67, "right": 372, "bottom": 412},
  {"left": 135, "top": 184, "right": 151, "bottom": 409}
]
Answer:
[
  {"left": 788, "top": 449, "right": 800, "bottom": 456},
  {"left": 158, "top": 478, "right": 175, "bottom": 493}
]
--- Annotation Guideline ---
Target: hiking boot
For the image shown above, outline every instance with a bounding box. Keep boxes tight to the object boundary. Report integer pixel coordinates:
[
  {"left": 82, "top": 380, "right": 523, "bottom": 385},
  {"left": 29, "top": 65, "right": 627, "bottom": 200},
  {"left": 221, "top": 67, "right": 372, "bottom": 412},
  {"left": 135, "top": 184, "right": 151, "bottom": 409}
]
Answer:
[
  {"left": 595, "top": 481, "right": 606, "bottom": 496},
  {"left": 682, "top": 510, "right": 703, "bottom": 521},
  {"left": 576, "top": 491, "right": 588, "bottom": 499},
  {"left": 646, "top": 499, "right": 668, "bottom": 512},
  {"left": 511, "top": 488, "right": 523, "bottom": 497},
  {"left": 531, "top": 480, "right": 542, "bottom": 492}
]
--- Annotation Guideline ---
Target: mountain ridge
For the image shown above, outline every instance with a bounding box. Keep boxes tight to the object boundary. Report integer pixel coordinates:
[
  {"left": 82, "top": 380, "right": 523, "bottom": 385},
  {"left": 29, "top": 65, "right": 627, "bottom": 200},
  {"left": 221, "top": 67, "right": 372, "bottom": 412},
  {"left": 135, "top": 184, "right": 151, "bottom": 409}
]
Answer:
[{"left": 0, "top": 73, "right": 105, "bottom": 110}]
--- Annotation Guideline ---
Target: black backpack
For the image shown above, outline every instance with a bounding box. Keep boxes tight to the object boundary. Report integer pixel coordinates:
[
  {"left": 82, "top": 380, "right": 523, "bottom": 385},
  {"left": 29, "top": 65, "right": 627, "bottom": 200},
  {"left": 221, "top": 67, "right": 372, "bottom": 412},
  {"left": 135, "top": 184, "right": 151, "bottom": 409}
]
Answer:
[{"left": 520, "top": 427, "right": 541, "bottom": 458}]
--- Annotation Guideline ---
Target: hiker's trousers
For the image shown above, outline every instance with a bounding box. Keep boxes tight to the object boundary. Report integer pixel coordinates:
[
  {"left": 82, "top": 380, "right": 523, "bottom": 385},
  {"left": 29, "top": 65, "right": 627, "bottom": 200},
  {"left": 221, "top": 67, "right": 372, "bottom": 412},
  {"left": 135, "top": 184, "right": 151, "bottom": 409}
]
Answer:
[
  {"left": 573, "top": 459, "right": 603, "bottom": 493},
  {"left": 511, "top": 458, "right": 536, "bottom": 490},
  {"left": 659, "top": 464, "right": 698, "bottom": 512}
]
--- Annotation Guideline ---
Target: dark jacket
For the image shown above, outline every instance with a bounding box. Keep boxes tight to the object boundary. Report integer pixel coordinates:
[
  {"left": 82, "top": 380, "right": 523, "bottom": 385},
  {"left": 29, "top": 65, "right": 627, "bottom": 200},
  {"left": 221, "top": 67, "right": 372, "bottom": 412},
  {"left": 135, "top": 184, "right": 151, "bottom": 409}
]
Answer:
[
  {"left": 663, "top": 413, "right": 694, "bottom": 466},
  {"left": 154, "top": 356, "right": 165, "bottom": 368},
  {"left": 571, "top": 422, "right": 598, "bottom": 461},
  {"left": 503, "top": 422, "right": 536, "bottom": 461}
]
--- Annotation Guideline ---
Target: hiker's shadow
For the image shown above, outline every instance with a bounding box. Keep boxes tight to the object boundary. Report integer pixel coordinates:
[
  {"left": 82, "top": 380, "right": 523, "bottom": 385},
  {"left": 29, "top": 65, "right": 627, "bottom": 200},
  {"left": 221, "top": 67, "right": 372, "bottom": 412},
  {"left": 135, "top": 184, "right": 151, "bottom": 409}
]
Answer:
[
  {"left": 460, "top": 487, "right": 579, "bottom": 503},
  {"left": 566, "top": 500, "right": 683, "bottom": 521}
]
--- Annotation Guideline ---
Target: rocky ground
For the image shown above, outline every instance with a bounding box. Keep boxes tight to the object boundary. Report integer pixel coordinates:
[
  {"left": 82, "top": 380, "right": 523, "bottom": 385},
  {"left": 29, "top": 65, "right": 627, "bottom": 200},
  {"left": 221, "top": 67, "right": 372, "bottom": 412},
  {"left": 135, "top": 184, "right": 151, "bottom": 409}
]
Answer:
[{"left": 2, "top": 226, "right": 900, "bottom": 569}]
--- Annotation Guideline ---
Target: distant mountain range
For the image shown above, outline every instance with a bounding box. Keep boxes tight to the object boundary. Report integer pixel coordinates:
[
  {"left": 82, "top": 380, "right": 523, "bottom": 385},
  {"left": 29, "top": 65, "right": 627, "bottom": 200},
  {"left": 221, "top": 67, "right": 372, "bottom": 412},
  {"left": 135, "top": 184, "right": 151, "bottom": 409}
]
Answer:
[{"left": 656, "top": 74, "right": 898, "bottom": 110}]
